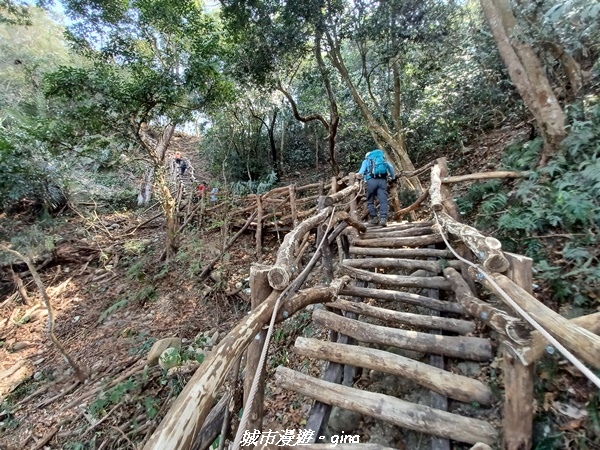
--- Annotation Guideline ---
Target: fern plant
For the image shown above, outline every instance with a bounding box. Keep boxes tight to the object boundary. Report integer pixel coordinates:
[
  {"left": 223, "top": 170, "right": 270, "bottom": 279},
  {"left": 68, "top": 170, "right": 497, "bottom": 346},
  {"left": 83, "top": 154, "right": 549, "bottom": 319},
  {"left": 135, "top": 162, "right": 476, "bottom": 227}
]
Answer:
[{"left": 466, "top": 100, "right": 600, "bottom": 308}]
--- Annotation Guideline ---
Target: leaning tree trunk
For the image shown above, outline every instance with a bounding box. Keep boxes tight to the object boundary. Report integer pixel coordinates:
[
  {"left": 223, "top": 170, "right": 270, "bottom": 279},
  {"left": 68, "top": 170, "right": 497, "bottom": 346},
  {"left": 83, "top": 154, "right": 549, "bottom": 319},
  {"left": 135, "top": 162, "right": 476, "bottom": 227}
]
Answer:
[
  {"left": 325, "top": 31, "right": 422, "bottom": 193},
  {"left": 137, "top": 122, "right": 178, "bottom": 258},
  {"left": 480, "top": 0, "right": 566, "bottom": 166}
]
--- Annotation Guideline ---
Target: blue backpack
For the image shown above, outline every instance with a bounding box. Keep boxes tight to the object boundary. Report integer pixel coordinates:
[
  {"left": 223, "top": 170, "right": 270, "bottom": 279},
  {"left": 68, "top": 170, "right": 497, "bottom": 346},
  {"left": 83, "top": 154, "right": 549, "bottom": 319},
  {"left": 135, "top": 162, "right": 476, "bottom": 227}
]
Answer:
[{"left": 367, "top": 150, "right": 388, "bottom": 177}]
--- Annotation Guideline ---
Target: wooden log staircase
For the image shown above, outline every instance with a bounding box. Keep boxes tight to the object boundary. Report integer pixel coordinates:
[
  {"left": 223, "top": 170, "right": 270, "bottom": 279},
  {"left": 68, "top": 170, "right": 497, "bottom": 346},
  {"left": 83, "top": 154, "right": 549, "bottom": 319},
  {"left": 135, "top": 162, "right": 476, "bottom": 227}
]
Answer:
[
  {"left": 274, "top": 219, "right": 498, "bottom": 447},
  {"left": 142, "top": 158, "right": 600, "bottom": 450}
]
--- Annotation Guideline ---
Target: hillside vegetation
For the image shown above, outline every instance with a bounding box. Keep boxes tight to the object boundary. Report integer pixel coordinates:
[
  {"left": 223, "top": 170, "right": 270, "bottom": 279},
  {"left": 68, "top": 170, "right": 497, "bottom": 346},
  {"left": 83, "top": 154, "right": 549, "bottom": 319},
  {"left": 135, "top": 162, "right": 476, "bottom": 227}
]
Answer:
[{"left": 0, "top": 0, "right": 599, "bottom": 449}]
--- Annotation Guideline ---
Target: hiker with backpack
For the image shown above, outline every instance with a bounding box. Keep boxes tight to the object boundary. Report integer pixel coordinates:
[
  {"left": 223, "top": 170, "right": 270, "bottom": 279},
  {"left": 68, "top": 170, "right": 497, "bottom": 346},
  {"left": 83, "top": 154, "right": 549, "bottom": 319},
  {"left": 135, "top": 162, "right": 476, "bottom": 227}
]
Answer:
[
  {"left": 174, "top": 151, "right": 188, "bottom": 176},
  {"left": 357, "top": 149, "right": 396, "bottom": 227}
]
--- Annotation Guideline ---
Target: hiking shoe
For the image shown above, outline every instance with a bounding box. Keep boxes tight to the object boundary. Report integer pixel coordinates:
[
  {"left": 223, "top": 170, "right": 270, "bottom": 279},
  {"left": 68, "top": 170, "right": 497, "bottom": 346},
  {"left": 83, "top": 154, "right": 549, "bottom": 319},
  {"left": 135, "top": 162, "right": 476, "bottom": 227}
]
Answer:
[
  {"left": 379, "top": 217, "right": 387, "bottom": 227},
  {"left": 369, "top": 216, "right": 379, "bottom": 225}
]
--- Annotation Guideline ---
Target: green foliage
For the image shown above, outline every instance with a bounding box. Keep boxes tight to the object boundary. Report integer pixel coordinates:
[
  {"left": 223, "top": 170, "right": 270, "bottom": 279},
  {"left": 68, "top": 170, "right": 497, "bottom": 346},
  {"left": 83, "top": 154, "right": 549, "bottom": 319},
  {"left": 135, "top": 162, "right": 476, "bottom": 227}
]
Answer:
[
  {"left": 466, "top": 100, "right": 600, "bottom": 308},
  {"left": 230, "top": 171, "right": 277, "bottom": 196}
]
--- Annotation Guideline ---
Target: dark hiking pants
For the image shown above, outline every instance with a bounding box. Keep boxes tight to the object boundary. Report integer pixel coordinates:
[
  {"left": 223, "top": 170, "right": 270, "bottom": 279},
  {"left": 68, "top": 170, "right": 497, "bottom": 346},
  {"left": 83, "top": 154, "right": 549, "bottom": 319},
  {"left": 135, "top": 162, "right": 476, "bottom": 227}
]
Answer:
[{"left": 366, "top": 177, "right": 389, "bottom": 218}]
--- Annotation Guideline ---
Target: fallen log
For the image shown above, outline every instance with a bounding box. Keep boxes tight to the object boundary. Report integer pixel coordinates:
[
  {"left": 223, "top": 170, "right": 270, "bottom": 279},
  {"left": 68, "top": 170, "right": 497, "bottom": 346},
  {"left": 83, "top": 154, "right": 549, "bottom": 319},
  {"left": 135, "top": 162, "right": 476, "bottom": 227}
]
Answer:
[
  {"left": 522, "top": 312, "right": 600, "bottom": 364},
  {"left": 442, "top": 171, "right": 529, "bottom": 184},
  {"left": 268, "top": 207, "right": 332, "bottom": 290},
  {"left": 342, "top": 257, "right": 461, "bottom": 273},
  {"left": 436, "top": 212, "right": 509, "bottom": 273},
  {"left": 313, "top": 309, "right": 492, "bottom": 361},
  {"left": 294, "top": 337, "right": 490, "bottom": 404},
  {"left": 349, "top": 247, "right": 452, "bottom": 258},
  {"left": 352, "top": 234, "right": 444, "bottom": 248},
  {"left": 327, "top": 299, "right": 474, "bottom": 335},
  {"left": 360, "top": 226, "right": 434, "bottom": 240},
  {"left": 444, "top": 268, "right": 530, "bottom": 345},
  {"left": 341, "top": 265, "right": 452, "bottom": 290},
  {"left": 340, "top": 286, "right": 463, "bottom": 314},
  {"left": 275, "top": 367, "right": 497, "bottom": 445},
  {"left": 482, "top": 273, "right": 600, "bottom": 370},
  {"left": 143, "top": 286, "right": 336, "bottom": 450}
]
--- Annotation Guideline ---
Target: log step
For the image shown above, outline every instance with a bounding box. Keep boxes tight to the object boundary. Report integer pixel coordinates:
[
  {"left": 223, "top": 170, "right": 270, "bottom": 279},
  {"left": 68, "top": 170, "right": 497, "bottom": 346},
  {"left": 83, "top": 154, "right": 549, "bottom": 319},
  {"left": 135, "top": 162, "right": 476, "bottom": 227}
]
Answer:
[
  {"left": 342, "top": 257, "right": 461, "bottom": 273},
  {"left": 349, "top": 247, "right": 452, "bottom": 258},
  {"left": 313, "top": 309, "right": 493, "bottom": 361},
  {"left": 360, "top": 226, "right": 434, "bottom": 240},
  {"left": 327, "top": 299, "right": 475, "bottom": 335},
  {"left": 341, "top": 265, "right": 452, "bottom": 290},
  {"left": 294, "top": 337, "right": 492, "bottom": 405},
  {"left": 275, "top": 366, "right": 498, "bottom": 446},
  {"left": 353, "top": 234, "right": 444, "bottom": 248},
  {"left": 340, "top": 286, "right": 464, "bottom": 314}
]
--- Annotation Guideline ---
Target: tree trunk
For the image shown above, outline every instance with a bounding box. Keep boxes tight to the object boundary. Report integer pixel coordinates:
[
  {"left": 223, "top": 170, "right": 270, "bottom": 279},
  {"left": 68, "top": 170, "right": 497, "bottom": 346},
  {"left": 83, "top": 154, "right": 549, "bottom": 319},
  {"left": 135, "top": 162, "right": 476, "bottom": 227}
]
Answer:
[
  {"left": 325, "top": 31, "right": 422, "bottom": 193},
  {"left": 480, "top": 0, "right": 566, "bottom": 166}
]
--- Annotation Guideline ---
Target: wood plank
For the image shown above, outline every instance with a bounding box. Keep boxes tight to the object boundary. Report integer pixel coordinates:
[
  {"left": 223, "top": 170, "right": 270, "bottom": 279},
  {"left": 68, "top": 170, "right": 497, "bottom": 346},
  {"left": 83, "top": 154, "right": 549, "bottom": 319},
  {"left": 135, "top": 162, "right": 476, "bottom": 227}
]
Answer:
[
  {"left": 341, "top": 265, "right": 452, "bottom": 290},
  {"left": 348, "top": 247, "right": 452, "bottom": 258},
  {"left": 294, "top": 338, "right": 491, "bottom": 405},
  {"left": 275, "top": 367, "right": 498, "bottom": 445},
  {"left": 360, "top": 226, "right": 434, "bottom": 240},
  {"left": 313, "top": 309, "right": 492, "bottom": 361},
  {"left": 340, "top": 286, "right": 464, "bottom": 314},
  {"left": 353, "top": 234, "right": 444, "bottom": 248},
  {"left": 327, "top": 299, "right": 474, "bottom": 335},
  {"left": 342, "top": 257, "right": 461, "bottom": 273}
]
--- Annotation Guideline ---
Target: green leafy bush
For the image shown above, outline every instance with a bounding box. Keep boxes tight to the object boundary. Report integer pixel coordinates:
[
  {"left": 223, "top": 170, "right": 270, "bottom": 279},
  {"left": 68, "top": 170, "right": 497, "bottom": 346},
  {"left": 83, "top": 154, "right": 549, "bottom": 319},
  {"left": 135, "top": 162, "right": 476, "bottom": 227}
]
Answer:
[{"left": 465, "top": 100, "right": 600, "bottom": 308}]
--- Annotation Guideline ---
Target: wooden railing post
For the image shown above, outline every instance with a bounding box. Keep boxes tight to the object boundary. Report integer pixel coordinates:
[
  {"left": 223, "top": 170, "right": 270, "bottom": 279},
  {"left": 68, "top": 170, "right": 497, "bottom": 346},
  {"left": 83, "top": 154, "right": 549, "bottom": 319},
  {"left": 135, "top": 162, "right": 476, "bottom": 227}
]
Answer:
[
  {"left": 502, "top": 253, "right": 534, "bottom": 450},
  {"left": 255, "top": 194, "right": 263, "bottom": 262},
  {"left": 243, "top": 264, "right": 273, "bottom": 434}
]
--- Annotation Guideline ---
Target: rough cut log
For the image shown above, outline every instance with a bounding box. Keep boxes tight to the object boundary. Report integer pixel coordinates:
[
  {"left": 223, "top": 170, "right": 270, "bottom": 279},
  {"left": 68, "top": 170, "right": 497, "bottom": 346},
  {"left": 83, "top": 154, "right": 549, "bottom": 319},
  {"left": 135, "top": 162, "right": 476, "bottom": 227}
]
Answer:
[
  {"left": 522, "top": 312, "right": 600, "bottom": 364},
  {"left": 243, "top": 265, "right": 272, "bottom": 432},
  {"left": 297, "top": 182, "right": 323, "bottom": 193},
  {"left": 288, "top": 184, "right": 298, "bottom": 229},
  {"left": 343, "top": 258, "right": 461, "bottom": 273},
  {"left": 444, "top": 268, "right": 530, "bottom": 344},
  {"left": 268, "top": 207, "right": 332, "bottom": 290},
  {"left": 501, "top": 253, "right": 534, "bottom": 450},
  {"left": 436, "top": 211, "right": 509, "bottom": 273},
  {"left": 360, "top": 226, "right": 434, "bottom": 240},
  {"left": 352, "top": 234, "right": 444, "bottom": 248},
  {"left": 430, "top": 164, "right": 443, "bottom": 211},
  {"left": 255, "top": 194, "right": 263, "bottom": 261},
  {"left": 294, "top": 338, "right": 490, "bottom": 404},
  {"left": 143, "top": 287, "right": 335, "bottom": 450},
  {"left": 426, "top": 264, "right": 450, "bottom": 450},
  {"left": 349, "top": 247, "right": 452, "bottom": 258},
  {"left": 349, "top": 173, "right": 358, "bottom": 221},
  {"left": 324, "top": 183, "right": 360, "bottom": 206},
  {"left": 484, "top": 273, "right": 600, "bottom": 371},
  {"left": 327, "top": 299, "right": 474, "bottom": 335},
  {"left": 436, "top": 158, "right": 461, "bottom": 221},
  {"left": 341, "top": 265, "right": 452, "bottom": 290},
  {"left": 383, "top": 220, "right": 435, "bottom": 230},
  {"left": 275, "top": 367, "right": 497, "bottom": 445},
  {"left": 340, "top": 286, "right": 463, "bottom": 314},
  {"left": 303, "top": 329, "right": 351, "bottom": 443},
  {"left": 313, "top": 309, "right": 492, "bottom": 361},
  {"left": 442, "top": 171, "right": 529, "bottom": 183},
  {"left": 335, "top": 211, "right": 367, "bottom": 233}
]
